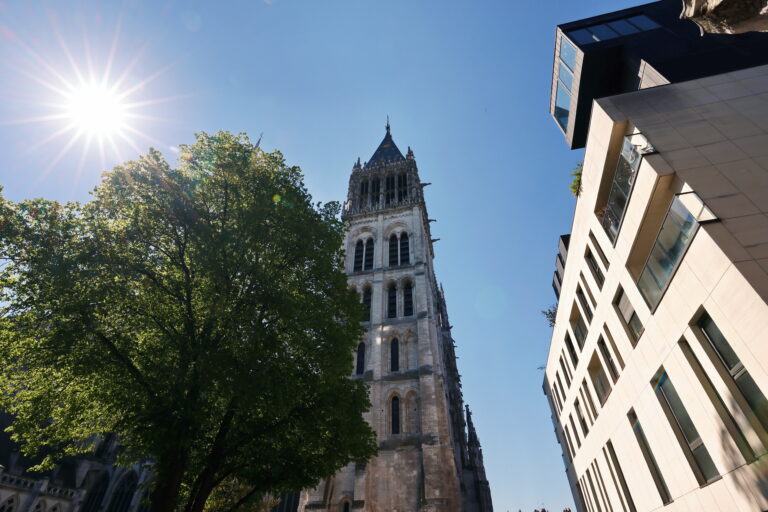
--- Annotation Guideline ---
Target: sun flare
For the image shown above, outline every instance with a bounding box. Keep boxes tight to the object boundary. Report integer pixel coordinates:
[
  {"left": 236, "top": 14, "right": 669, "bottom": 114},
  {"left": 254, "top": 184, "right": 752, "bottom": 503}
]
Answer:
[{"left": 65, "top": 83, "right": 128, "bottom": 139}]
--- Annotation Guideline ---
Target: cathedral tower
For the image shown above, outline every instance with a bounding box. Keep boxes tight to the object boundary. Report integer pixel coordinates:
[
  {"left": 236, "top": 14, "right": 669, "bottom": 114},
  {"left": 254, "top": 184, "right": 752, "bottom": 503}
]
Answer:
[{"left": 299, "top": 122, "right": 492, "bottom": 512}]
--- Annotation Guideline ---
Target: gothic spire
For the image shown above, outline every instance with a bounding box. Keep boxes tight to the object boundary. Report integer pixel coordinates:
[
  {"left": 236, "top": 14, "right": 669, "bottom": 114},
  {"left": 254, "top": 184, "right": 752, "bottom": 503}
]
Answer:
[
  {"left": 365, "top": 118, "right": 405, "bottom": 168},
  {"left": 466, "top": 405, "right": 480, "bottom": 446}
]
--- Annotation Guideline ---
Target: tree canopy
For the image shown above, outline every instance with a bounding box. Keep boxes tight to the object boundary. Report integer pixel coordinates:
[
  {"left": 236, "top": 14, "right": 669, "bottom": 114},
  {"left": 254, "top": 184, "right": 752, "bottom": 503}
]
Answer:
[{"left": 0, "top": 131, "right": 377, "bottom": 511}]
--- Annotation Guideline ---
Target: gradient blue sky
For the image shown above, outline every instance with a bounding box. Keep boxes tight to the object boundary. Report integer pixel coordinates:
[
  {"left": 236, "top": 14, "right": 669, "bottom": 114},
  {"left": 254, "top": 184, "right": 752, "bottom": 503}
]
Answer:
[{"left": 0, "top": 1, "right": 644, "bottom": 510}]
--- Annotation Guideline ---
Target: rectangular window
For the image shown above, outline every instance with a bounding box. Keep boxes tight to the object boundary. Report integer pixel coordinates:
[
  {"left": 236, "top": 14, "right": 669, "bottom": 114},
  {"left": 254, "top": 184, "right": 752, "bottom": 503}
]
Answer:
[
  {"left": 637, "top": 196, "right": 698, "bottom": 309},
  {"left": 403, "top": 283, "right": 413, "bottom": 317},
  {"left": 560, "top": 355, "right": 572, "bottom": 388},
  {"left": 589, "top": 353, "right": 612, "bottom": 405},
  {"left": 559, "top": 61, "right": 574, "bottom": 91},
  {"left": 575, "top": 399, "right": 589, "bottom": 437},
  {"left": 586, "top": 248, "right": 605, "bottom": 288},
  {"left": 627, "top": 409, "right": 671, "bottom": 504},
  {"left": 698, "top": 312, "right": 768, "bottom": 432},
  {"left": 571, "top": 305, "right": 588, "bottom": 349},
  {"left": 592, "top": 461, "right": 613, "bottom": 512},
  {"left": 582, "top": 379, "right": 599, "bottom": 422},
  {"left": 601, "top": 137, "right": 642, "bottom": 244},
  {"left": 679, "top": 339, "right": 755, "bottom": 463},
  {"left": 604, "top": 440, "right": 637, "bottom": 512},
  {"left": 598, "top": 336, "right": 620, "bottom": 383},
  {"left": 554, "top": 82, "right": 571, "bottom": 132},
  {"left": 560, "top": 36, "right": 577, "bottom": 71},
  {"left": 614, "top": 287, "right": 643, "bottom": 344},
  {"left": 387, "top": 286, "right": 397, "bottom": 319},
  {"left": 565, "top": 333, "right": 579, "bottom": 368},
  {"left": 564, "top": 424, "right": 576, "bottom": 459},
  {"left": 603, "top": 325, "right": 625, "bottom": 370},
  {"left": 577, "top": 284, "right": 594, "bottom": 322},
  {"left": 585, "top": 468, "right": 604, "bottom": 512},
  {"left": 556, "top": 372, "right": 567, "bottom": 404},
  {"left": 371, "top": 179, "right": 380, "bottom": 205},
  {"left": 589, "top": 231, "right": 610, "bottom": 269},
  {"left": 385, "top": 175, "right": 396, "bottom": 205},
  {"left": 570, "top": 414, "right": 582, "bottom": 447},
  {"left": 567, "top": 14, "right": 659, "bottom": 46},
  {"left": 551, "top": 385, "right": 563, "bottom": 415},
  {"left": 358, "top": 180, "right": 369, "bottom": 209},
  {"left": 397, "top": 174, "right": 409, "bottom": 201},
  {"left": 652, "top": 368, "right": 720, "bottom": 484}
]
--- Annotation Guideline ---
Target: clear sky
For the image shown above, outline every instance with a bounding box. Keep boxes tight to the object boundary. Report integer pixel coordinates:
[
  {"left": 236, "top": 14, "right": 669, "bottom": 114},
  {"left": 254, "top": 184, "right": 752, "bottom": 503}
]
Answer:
[{"left": 0, "top": 1, "right": 644, "bottom": 510}]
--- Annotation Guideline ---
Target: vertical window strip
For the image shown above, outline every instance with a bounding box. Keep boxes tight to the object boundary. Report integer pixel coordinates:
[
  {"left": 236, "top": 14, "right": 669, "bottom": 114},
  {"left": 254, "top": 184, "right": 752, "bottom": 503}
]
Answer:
[
  {"left": 576, "top": 399, "right": 590, "bottom": 436},
  {"left": 593, "top": 460, "right": 614, "bottom": 512},
  {"left": 389, "top": 234, "right": 399, "bottom": 266},
  {"left": 652, "top": 368, "right": 720, "bottom": 484},
  {"left": 598, "top": 336, "right": 620, "bottom": 383},
  {"left": 363, "top": 239, "right": 374, "bottom": 270},
  {"left": 582, "top": 379, "right": 599, "bottom": 421},
  {"left": 627, "top": 409, "right": 671, "bottom": 504},
  {"left": 572, "top": 305, "right": 589, "bottom": 349},
  {"left": 589, "top": 353, "right": 613, "bottom": 406},
  {"left": 362, "top": 288, "right": 372, "bottom": 321},
  {"left": 577, "top": 479, "right": 594, "bottom": 512},
  {"left": 586, "top": 469, "right": 604, "bottom": 512},
  {"left": 563, "top": 424, "right": 576, "bottom": 459},
  {"left": 580, "top": 272, "right": 598, "bottom": 309},
  {"left": 556, "top": 372, "right": 568, "bottom": 405},
  {"left": 576, "top": 284, "right": 594, "bottom": 322},
  {"left": 589, "top": 231, "right": 610, "bottom": 269},
  {"left": 600, "top": 137, "right": 643, "bottom": 244},
  {"left": 578, "top": 386, "right": 595, "bottom": 424},
  {"left": 387, "top": 284, "right": 397, "bottom": 319},
  {"left": 353, "top": 240, "right": 364, "bottom": 272},
  {"left": 614, "top": 287, "right": 643, "bottom": 344},
  {"left": 698, "top": 312, "right": 768, "bottom": 434},
  {"left": 400, "top": 232, "right": 410, "bottom": 264},
  {"left": 603, "top": 325, "right": 625, "bottom": 370},
  {"left": 391, "top": 396, "right": 401, "bottom": 434},
  {"left": 679, "top": 339, "right": 756, "bottom": 463},
  {"left": 603, "top": 443, "right": 634, "bottom": 512},
  {"left": 585, "top": 248, "right": 605, "bottom": 288},
  {"left": 403, "top": 282, "right": 414, "bottom": 317},
  {"left": 560, "top": 356, "right": 572, "bottom": 388},
  {"left": 570, "top": 415, "right": 582, "bottom": 447},
  {"left": 356, "top": 343, "right": 366, "bottom": 375},
  {"left": 390, "top": 338, "right": 400, "bottom": 372},
  {"left": 551, "top": 384, "right": 563, "bottom": 415},
  {"left": 371, "top": 178, "right": 380, "bottom": 206}
]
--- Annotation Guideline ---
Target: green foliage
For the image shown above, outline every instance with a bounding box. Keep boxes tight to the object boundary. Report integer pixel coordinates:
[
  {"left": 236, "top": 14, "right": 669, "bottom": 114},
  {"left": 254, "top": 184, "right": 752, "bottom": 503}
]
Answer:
[
  {"left": 570, "top": 162, "right": 583, "bottom": 197},
  {"left": 541, "top": 304, "right": 557, "bottom": 328},
  {"left": 0, "top": 131, "right": 377, "bottom": 512}
]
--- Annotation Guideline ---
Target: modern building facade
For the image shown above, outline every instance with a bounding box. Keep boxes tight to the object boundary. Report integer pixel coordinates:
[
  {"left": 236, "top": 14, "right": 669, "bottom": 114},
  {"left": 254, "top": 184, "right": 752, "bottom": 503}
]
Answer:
[
  {"left": 544, "top": 2, "right": 768, "bottom": 512},
  {"left": 551, "top": 0, "right": 768, "bottom": 149},
  {"left": 299, "top": 123, "right": 492, "bottom": 512}
]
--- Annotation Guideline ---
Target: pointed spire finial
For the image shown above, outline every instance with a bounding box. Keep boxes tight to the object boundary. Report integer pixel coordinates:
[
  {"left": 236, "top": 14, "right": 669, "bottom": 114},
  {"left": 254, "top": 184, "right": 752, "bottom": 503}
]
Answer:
[{"left": 386, "top": 115, "right": 390, "bottom": 134}]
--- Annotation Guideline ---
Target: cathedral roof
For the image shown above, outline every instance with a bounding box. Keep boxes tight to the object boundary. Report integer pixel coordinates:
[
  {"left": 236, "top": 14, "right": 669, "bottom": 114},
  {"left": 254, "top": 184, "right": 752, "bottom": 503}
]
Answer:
[{"left": 365, "top": 120, "right": 405, "bottom": 168}]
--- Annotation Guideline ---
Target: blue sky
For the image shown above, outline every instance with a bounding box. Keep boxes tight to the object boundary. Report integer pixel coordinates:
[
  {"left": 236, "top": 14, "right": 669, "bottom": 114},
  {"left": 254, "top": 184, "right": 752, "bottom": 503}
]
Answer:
[{"left": 0, "top": 1, "right": 643, "bottom": 510}]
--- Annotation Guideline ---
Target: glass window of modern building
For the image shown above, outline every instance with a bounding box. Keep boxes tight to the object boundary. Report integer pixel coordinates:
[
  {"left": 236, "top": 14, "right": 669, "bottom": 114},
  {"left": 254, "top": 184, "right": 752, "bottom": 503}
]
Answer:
[
  {"left": 652, "top": 369, "right": 720, "bottom": 484},
  {"left": 554, "top": 36, "right": 577, "bottom": 132},
  {"left": 637, "top": 196, "right": 698, "bottom": 309},
  {"left": 614, "top": 288, "right": 643, "bottom": 343},
  {"left": 566, "top": 14, "right": 660, "bottom": 45},
  {"left": 601, "top": 137, "right": 642, "bottom": 244}
]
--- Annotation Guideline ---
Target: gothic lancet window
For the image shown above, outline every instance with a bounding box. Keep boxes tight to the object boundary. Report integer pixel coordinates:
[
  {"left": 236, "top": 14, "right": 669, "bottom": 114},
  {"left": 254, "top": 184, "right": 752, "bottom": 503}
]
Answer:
[
  {"left": 391, "top": 396, "right": 401, "bottom": 434},
  {"left": 358, "top": 180, "right": 369, "bottom": 209},
  {"left": 371, "top": 179, "right": 380, "bottom": 206},
  {"left": 353, "top": 240, "right": 364, "bottom": 272},
  {"left": 107, "top": 472, "right": 138, "bottom": 512},
  {"left": 397, "top": 173, "right": 409, "bottom": 201},
  {"left": 81, "top": 473, "right": 109, "bottom": 512},
  {"left": 400, "top": 232, "right": 410, "bottom": 264},
  {"left": 364, "top": 239, "right": 374, "bottom": 270},
  {"left": 387, "top": 284, "right": 397, "bottom": 319},
  {"left": 362, "top": 287, "right": 372, "bottom": 321},
  {"left": 391, "top": 338, "right": 400, "bottom": 372},
  {"left": 385, "top": 175, "right": 396, "bottom": 205},
  {"left": 403, "top": 282, "right": 414, "bottom": 317},
  {"left": 356, "top": 343, "right": 366, "bottom": 375},
  {"left": 343, "top": 504, "right": 350, "bottom": 512},
  {"left": 389, "top": 234, "right": 399, "bottom": 267}
]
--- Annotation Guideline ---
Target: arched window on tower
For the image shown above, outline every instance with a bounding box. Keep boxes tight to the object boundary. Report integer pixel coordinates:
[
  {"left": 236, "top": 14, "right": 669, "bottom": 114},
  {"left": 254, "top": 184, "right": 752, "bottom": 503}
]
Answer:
[
  {"left": 363, "top": 239, "right": 374, "bottom": 270},
  {"left": 389, "top": 234, "right": 399, "bottom": 267},
  {"left": 400, "top": 232, "right": 410, "bottom": 265},
  {"left": 353, "top": 240, "right": 364, "bottom": 272},
  {"left": 371, "top": 179, "right": 380, "bottom": 206},
  {"left": 387, "top": 283, "right": 397, "bottom": 319},
  {"left": 81, "top": 473, "right": 109, "bottom": 512},
  {"left": 362, "top": 286, "right": 372, "bottom": 322},
  {"left": 403, "top": 281, "right": 414, "bottom": 317},
  {"left": 0, "top": 496, "right": 18, "bottom": 512},
  {"left": 385, "top": 175, "right": 396, "bottom": 205},
  {"left": 397, "top": 173, "right": 409, "bottom": 201},
  {"left": 343, "top": 503, "right": 351, "bottom": 512},
  {"left": 391, "top": 338, "right": 399, "bottom": 372},
  {"left": 391, "top": 396, "right": 401, "bottom": 434},
  {"left": 358, "top": 180, "right": 369, "bottom": 209},
  {"left": 356, "top": 343, "right": 366, "bottom": 375}
]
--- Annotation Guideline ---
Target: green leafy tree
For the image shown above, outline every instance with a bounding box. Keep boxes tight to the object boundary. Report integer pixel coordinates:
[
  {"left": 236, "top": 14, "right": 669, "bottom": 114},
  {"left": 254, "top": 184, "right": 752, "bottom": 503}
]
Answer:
[
  {"left": 570, "top": 162, "right": 583, "bottom": 197},
  {"left": 0, "top": 131, "right": 377, "bottom": 512}
]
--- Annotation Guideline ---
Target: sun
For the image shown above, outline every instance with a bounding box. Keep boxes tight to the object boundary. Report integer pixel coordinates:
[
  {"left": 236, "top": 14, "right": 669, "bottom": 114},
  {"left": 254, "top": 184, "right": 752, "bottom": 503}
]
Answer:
[{"left": 65, "top": 83, "right": 128, "bottom": 139}]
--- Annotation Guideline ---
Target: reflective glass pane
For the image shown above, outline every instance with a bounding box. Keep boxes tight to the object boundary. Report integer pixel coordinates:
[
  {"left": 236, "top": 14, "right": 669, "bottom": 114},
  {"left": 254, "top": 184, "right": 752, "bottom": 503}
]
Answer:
[
  {"left": 637, "top": 266, "right": 663, "bottom": 308},
  {"left": 568, "top": 28, "right": 594, "bottom": 45},
  {"left": 607, "top": 19, "right": 640, "bottom": 35},
  {"left": 699, "top": 314, "right": 740, "bottom": 371},
  {"left": 555, "top": 82, "right": 571, "bottom": 131},
  {"left": 628, "top": 314, "right": 644, "bottom": 340},
  {"left": 589, "top": 23, "right": 620, "bottom": 41},
  {"left": 734, "top": 371, "right": 768, "bottom": 430},
  {"left": 627, "top": 14, "right": 660, "bottom": 31},
  {"left": 560, "top": 36, "right": 577, "bottom": 70},
  {"left": 692, "top": 444, "right": 720, "bottom": 482},
  {"left": 559, "top": 62, "right": 574, "bottom": 91}
]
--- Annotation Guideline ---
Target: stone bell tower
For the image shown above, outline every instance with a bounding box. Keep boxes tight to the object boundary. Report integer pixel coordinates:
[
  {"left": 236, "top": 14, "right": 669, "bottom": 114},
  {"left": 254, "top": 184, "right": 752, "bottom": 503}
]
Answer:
[{"left": 298, "top": 121, "right": 493, "bottom": 512}]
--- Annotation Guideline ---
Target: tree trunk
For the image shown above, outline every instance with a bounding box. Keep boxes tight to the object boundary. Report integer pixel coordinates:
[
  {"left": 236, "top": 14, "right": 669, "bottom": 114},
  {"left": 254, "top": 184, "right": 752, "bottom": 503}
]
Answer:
[
  {"left": 185, "top": 409, "right": 236, "bottom": 512},
  {"left": 150, "top": 449, "right": 189, "bottom": 512}
]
